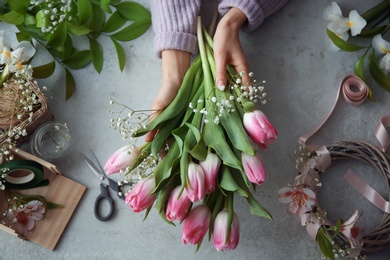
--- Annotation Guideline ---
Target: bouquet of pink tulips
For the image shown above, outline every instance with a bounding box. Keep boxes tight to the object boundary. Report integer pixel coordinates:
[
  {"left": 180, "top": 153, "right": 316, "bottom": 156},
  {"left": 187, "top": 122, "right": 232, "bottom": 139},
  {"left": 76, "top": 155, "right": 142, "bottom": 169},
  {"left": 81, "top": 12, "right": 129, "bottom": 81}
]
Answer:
[{"left": 105, "top": 18, "right": 277, "bottom": 251}]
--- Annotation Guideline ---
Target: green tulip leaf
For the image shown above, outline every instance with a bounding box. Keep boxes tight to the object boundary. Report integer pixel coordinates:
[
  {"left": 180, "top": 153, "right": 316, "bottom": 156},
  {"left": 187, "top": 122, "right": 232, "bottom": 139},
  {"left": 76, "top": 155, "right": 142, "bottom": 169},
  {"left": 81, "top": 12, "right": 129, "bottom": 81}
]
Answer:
[
  {"left": 152, "top": 143, "right": 180, "bottom": 192},
  {"left": 77, "top": 0, "right": 92, "bottom": 24},
  {"left": 89, "top": 37, "right": 104, "bottom": 73},
  {"left": 110, "top": 20, "right": 150, "bottom": 42},
  {"left": 115, "top": 2, "right": 151, "bottom": 22},
  {"left": 0, "top": 10, "right": 25, "bottom": 25},
  {"left": 245, "top": 192, "right": 272, "bottom": 219},
  {"left": 317, "top": 227, "right": 335, "bottom": 260},
  {"left": 326, "top": 28, "right": 366, "bottom": 52},
  {"left": 111, "top": 38, "right": 126, "bottom": 71},
  {"left": 63, "top": 50, "right": 92, "bottom": 69},
  {"left": 65, "top": 68, "right": 76, "bottom": 100},
  {"left": 47, "top": 22, "right": 67, "bottom": 48},
  {"left": 103, "top": 11, "right": 127, "bottom": 33},
  {"left": 220, "top": 165, "right": 248, "bottom": 197},
  {"left": 32, "top": 60, "right": 56, "bottom": 79},
  {"left": 368, "top": 49, "right": 390, "bottom": 91},
  {"left": 186, "top": 123, "right": 207, "bottom": 162}
]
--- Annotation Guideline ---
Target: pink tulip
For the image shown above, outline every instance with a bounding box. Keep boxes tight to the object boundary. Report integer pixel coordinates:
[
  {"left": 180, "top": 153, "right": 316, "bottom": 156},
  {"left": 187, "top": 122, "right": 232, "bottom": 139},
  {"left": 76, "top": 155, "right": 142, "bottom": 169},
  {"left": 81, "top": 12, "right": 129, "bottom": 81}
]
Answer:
[
  {"left": 212, "top": 209, "right": 240, "bottom": 251},
  {"left": 243, "top": 110, "right": 277, "bottom": 150},
  {"left": 125, "top": 175, "right": 156, "bottom": 213},
  {"left": 166, "top": 186, "right": 192, "bottom": 222},
  {"left": 182, "top": 205, "right": 211, "bottom": 245},
  {"left": 199, "top": 152, "right": 221, "bottom": 194},
  {"left": 104, "top": 145, "right": 141, "bottom": 174},
  {"left": 241, "top": 152, "right": 266, "bottom": 185},
  {"left": 185, "top": 162, "right": 205, "bottom": 202}
]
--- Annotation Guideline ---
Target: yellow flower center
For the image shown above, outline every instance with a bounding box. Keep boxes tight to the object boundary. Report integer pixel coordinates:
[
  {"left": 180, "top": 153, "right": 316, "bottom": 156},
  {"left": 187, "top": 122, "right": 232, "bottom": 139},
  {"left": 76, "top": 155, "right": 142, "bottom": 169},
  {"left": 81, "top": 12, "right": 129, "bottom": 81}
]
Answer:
[
  {"left": 347, "top": 21, "right": 354, "bottom": 27},
  {"left": 381, "top": 47, "right": 390, "bottom": 54}
]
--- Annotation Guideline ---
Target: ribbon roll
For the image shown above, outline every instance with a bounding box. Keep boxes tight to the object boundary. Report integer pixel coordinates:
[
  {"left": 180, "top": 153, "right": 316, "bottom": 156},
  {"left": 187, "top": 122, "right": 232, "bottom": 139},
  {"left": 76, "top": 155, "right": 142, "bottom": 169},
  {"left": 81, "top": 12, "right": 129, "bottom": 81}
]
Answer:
[{"left": 1, "top": 159, "right": 46, "bottom": 189}]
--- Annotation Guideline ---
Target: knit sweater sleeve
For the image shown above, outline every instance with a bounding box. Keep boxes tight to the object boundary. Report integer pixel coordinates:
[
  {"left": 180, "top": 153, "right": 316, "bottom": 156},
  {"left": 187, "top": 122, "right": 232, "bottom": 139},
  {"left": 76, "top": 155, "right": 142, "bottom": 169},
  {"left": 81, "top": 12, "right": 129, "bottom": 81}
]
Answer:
[
  {"left": 151, "top": 0, "right": 201, "bottom": 58},
  {"left": 218, "top": 0, "right": 289, "bottom": 31}
]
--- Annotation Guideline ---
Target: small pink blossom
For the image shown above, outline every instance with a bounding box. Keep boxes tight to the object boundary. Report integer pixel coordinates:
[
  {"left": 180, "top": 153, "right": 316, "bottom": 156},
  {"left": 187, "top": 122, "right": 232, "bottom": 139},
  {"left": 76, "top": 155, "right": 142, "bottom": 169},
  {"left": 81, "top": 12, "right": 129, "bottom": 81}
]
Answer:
[
  {"left": 340, "top": 210, "right": 364, "bottom": 249},
  {"left": 277, "top": 186, "right": 316, "bottom": 215},
  {"left": 104, "top": 145, "right": 141, "bottom": 174},
  {"left": 166, "top": 186, "right": 192, "bottom": 222},
  {"left": 8, "top": 200, "right": 45, "bottom": 236},
  {"left": 125, "top": 175, "right": 156, "bottom": 213},
  {"left": 241, "top": 152, "right": 266, "bottom": 185},
  {"left": 212, "top": 209, "right": 240, "bottom": 251},
  {"left": 182, "top": 205, "right": 211, "bottom": 245},
  {"left": 185, "top": 162, "right": 205, "bottom": 202},
  {"left": 199, "top": 152, "right": 221, "bottom": 194},
  {"left": 243, "top": 110, "right": 277, "bottom": 150}
]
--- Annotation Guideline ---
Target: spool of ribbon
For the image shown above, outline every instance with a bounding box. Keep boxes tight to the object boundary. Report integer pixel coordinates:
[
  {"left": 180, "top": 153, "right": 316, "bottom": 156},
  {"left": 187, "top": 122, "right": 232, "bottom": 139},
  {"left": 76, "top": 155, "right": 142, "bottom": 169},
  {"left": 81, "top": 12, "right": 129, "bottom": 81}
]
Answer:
[{"left": 1, "top": 159, "right": 48, "bottom": 189}]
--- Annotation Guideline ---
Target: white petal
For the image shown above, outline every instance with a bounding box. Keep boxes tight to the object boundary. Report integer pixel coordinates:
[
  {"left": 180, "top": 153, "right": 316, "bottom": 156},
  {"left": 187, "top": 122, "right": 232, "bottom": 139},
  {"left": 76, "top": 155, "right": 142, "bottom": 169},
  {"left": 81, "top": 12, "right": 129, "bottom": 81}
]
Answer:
[
  {"left": 325, "top": 31, "right": 349, "bottom": 52},
  {"left": 16, "top": 41, "right": 36, "bottom": 61},
  {"left": 379, "top": 54, "right": 390, "bottom": 73},
  {"left": 323, "top": 2, "right": 343, "bottom": 21},
  {"left": 372, "top": 34, "right": 390, "bottom": 54},
  {"left": 348, "top": 10, "right": 367, "bottom": 36}
]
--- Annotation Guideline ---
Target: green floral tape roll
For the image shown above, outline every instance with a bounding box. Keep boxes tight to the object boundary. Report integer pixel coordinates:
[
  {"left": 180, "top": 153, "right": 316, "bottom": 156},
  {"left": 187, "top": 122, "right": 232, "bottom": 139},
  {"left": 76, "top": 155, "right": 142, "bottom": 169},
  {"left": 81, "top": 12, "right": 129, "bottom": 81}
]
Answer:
[{"left": 1, "top": 160, "right": 46, "bottom": 190}]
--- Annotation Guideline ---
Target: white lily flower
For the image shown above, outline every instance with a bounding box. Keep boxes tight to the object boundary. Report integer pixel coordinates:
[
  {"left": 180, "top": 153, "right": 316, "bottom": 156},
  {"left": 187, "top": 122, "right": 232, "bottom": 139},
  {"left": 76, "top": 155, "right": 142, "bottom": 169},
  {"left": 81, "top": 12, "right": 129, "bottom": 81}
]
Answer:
[
  {"left": 9, "top": 41, "right": 36, "bottom": 72},
  {"left": 323, "top": 2, "right": 367, "bottom": 44},
  {"left": 372, "top": 34, "right": 390, "bottom": 74}
]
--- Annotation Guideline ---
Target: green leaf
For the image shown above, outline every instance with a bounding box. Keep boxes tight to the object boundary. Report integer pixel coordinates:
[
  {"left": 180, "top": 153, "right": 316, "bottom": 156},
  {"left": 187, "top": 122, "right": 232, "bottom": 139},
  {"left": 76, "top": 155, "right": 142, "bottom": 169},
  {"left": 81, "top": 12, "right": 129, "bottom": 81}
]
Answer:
[
  {"left": 110, "top": 19, "right": 150, "bottom": 42},
  {"left": 354, "top": 52, "right": 374, "bottom": 101},
  {"left": 317, "top": 227, "right": 335, "bottom": 260},
  {"left": 66, "top": 22, "right": 92, "bottom": 36},
  {"left": 32, "top": 61, "right": 56, "bottom": 79},
  {"left": 111, "top": 38, "right": 126, "bottom": 71},
  {"left": 65, "top": 68, "right": 76, "bottom": 100},
  {"left": 89, "top": 37, "right": 104, "bottom": 73},
  {"left": 186, "top": 123, "right": 207, "bottom": 162},
  {"left": 368, "top": 49, "right": 390, "bottom": 91},
  {"left": 47, "top": 22, "right": 68, "bottom": 48},
  {"left": 62, "top": 35, "right": 74, "bottom": 60},
  {"left": 63, "top": 50, "right": 92, "bottom": 69},
  {"left": 0, "top": 10, "right": 24, "bottom": 25},
  {"left": 103, "top": 11, "right": 127, "bottom": 33},
  {"left": 90, "top": 3, "right": 106, "bottom": 34},
  {"left": 16, "top": 31, "right": 32, "bottom": 42},
  {"left": 152, "top": 143, "right": 180, "bottom": 192},
  {"left": 115, "top": 2, "right": 151, "bottom": 21},
  {"left": 8, "top": 0, "right": 30, "bottom": 14},
  {"left": 359, "top": 25, "right": 387, "bottom": 38},
  {"left": 23, "top": 13, "right": 36, "bottom": 27},
  {"left": 78, "top": 0, "right": 93, "bottom": 24},
  {"left": 326, "top": 28, "right": 366, "bottom": 52},
  {"left": 100, "top": 0, "right": 112, "bottom": 13},
  {"left": 220, "top": 165, "right": 248, "bottom": 197},
  {"left": 35, "top": 10, "right": 44, "bottom": 28}
]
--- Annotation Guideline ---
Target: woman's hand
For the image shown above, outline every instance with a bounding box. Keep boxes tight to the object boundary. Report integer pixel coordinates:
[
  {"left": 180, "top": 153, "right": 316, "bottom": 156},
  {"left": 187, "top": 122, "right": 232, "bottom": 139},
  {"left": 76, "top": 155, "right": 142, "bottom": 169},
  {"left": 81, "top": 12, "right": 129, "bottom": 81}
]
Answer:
[
  {"left": 145, "top": 49, "right": 191, "bottom": 142},
  {"left": 213, "top": 7, "right": 250, "bottom": 89}
]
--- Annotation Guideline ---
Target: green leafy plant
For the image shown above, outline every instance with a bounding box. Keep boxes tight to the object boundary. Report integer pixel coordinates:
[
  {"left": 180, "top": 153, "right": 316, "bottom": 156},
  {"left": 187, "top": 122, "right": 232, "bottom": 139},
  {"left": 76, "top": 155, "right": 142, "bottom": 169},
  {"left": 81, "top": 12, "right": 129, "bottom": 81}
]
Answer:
[
  {"left": 324, "top": 0, "right": 390, "bottom": 100},
  {"left": 0, "top": 0, "right": 151, "bottom": 100}
]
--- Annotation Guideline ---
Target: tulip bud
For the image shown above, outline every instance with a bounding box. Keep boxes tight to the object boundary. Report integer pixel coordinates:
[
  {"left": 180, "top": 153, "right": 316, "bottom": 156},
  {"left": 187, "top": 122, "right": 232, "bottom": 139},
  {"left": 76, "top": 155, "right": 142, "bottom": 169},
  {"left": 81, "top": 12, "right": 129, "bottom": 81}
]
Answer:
[
  {"left": 243, "top": 110, "right": 277, "bottom": 150},
  {"left": 212, "top": 209, "right": 240, "bottom": 251},
  {"left": 166, "top": 186, "right": 192, "bottom": 222},
  {"left": 185, "top": 162, "right": 205, "bottom": 202},
  {"left": 182, "top": 205, "right": 211, "bottom": 245},
  {"left": 199, "top": 152, "right": 221, "bottom": 194},
  {"left": 104, "top": 145, "right": 141, "bottom": 174},
  {"left": 241, "top": 152, "right": 266, "bottom": 185},
  {"left": 125, "top": 175, "right": 156, "bottom": 213}
]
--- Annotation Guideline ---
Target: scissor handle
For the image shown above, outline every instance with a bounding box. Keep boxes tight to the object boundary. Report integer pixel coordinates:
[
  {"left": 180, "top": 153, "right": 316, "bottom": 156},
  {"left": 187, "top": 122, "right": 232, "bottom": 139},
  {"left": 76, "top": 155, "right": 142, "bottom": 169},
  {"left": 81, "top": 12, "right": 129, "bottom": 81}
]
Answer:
[{"left": 94, "top": 184, "right": 114, "bottom": 221}]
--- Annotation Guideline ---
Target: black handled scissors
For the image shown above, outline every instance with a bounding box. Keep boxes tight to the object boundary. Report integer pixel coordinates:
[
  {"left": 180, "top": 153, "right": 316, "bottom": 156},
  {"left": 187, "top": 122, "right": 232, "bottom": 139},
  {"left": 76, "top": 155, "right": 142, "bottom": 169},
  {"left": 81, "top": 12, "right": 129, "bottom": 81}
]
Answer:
[{"left": 81, "top": 151, "right": 131, "bottom": 221}]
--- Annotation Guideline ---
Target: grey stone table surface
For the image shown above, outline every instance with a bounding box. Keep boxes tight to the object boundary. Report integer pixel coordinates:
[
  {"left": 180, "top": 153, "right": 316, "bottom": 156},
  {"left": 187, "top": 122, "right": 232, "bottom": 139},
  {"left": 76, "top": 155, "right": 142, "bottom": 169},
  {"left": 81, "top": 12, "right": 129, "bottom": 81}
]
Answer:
[{"left": 1, "top": 0, "right": 390, "bottom": 259}]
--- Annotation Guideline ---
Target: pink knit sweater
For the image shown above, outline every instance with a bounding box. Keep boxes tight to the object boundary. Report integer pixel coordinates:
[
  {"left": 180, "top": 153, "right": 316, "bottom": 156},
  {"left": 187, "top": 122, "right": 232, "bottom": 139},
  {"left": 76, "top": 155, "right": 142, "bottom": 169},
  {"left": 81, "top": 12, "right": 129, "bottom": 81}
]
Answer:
[{"left": 151, "top": 0, "right": 289, "bottom": 58}]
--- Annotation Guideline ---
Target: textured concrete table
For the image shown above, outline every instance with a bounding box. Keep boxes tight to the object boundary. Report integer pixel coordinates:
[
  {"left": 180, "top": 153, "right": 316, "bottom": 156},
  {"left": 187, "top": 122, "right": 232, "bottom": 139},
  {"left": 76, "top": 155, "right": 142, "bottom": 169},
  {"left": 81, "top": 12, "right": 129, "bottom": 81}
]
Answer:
[{"left": 1, "top": 0, "right": 390, "bottom": 259}]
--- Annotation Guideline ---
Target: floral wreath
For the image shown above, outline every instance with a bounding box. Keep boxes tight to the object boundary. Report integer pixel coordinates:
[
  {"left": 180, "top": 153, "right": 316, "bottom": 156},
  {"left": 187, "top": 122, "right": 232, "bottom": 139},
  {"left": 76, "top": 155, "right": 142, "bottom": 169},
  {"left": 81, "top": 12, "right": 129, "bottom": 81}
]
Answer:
[{"left": 278, "top": 74, "right": 390, "bottom": 259}]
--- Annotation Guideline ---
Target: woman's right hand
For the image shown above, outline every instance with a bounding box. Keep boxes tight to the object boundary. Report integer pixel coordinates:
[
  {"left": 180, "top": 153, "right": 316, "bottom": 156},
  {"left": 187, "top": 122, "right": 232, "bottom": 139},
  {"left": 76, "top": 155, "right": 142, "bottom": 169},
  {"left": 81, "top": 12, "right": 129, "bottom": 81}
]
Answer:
[{"left": 145, "top": 49, "right": 191, "bottom": 142}]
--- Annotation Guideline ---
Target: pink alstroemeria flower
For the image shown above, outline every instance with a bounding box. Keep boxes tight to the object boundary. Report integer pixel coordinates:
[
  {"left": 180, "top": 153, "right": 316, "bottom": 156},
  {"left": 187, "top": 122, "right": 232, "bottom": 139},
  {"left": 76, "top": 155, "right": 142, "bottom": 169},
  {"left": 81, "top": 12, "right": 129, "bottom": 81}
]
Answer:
[
  {"left": 185, "top": 162, "right": 205, "bottom": 202},
  {"left": 277, "top": 186, "right": 316, "bottom": 215},
  {"left": 182, "top": 205, "right": 211, "bottom": 245},
  {"left": 212, "top": 209, "right": 240, "bottom": 251},
  {"left": 199, "top": 152, "right": 221, "bottom": 194},
  {"left": 340, "top": 210, "right": 364, "bottom": 249},
  {"left": 8, "top": 200, "right": 45, "bottom": 236},
  {"left": 166, "top": 186, "right": 192, "bottom": 222},
  {"left": 104, "top": 145, "right": 141, "bottom": 174},
  {"left": 241, "top": 152, "right": 266, "bottom": 185},
  {"left": 125, "top": 175, "right": 156, "bottom": 213},
  {"left": 243, "top": 110, "right": 277, "bottom": 150}
]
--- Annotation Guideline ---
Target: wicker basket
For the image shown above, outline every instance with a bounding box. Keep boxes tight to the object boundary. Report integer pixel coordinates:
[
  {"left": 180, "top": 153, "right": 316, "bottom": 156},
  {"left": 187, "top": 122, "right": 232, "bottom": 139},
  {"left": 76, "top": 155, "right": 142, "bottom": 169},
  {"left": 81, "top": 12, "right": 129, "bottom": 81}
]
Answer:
[{"left": 0, "top": 79, "right": 53, "bottom": 145}]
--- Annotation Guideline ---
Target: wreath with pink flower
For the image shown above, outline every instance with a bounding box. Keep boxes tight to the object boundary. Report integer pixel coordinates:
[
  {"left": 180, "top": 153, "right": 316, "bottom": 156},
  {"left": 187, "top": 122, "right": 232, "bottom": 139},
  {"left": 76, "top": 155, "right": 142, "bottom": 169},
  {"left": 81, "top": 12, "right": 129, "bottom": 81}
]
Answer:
[{"left": 278, "top": 140, "right": 390, "bottom": 259}]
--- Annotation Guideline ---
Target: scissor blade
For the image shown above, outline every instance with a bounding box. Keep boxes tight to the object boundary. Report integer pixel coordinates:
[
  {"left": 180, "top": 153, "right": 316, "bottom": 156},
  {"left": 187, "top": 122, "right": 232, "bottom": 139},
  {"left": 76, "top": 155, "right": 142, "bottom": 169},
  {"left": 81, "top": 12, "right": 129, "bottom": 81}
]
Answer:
[{"left": 81, "top": 153, "right": 107, "bottom": 184}]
